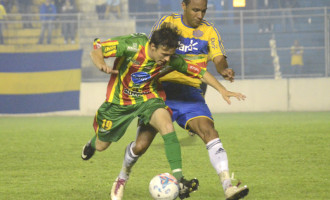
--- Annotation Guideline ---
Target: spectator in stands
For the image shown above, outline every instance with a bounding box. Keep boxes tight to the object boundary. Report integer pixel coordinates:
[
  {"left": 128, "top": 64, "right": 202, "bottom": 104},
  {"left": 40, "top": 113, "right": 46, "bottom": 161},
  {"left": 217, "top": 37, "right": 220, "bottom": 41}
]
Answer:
[
  {"left": 0, "top": 2, "right": 6, "bottom": 44},
  {"left": 61, "top": 0, "right": 77, "bottom": 44},
  {"left": 17, "top": 0, "right": 33, "bottom": 29},
  {"left": 1, "top": 0, "right": 14, "bottom": 13},
  {"left": 54, "top": 0, "right": 65, "bottom": 28},
  {"left": 104, "top": 0, "right": 121, "bottom": 19},
  {"left": 258, "top": 0, "right": 272, "bottom": 33},
  {"left": 290, "top": 40, "right": 304, "bottom": 76},
  {"left": 38, "top": 0, "right": 57, "bottom": 44},
  {"left": 279, "top": 0, "right": 297, "bottom": 31},
  {"left": 96, "top": 0, "right": 106, "bottom": 20}
]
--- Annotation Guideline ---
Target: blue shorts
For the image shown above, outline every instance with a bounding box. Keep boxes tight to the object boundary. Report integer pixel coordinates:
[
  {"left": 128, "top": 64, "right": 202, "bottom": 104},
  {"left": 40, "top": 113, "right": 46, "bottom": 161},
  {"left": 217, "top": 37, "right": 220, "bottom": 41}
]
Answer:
[{"left": 163, "top": 82, "right": 213, "bottom": 130}]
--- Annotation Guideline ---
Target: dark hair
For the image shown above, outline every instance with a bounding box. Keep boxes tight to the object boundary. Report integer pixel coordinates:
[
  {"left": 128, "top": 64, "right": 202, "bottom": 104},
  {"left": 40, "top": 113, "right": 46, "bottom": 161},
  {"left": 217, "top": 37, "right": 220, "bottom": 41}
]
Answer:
[
  {"left": 182, "top": 0, "right": 208, "bottom": 6},
  {"left": 182, "top": 0, "right": 191, "bottom": 5},
  {"left": 150, "top": 23, "right": 181, "bottom": 49}
]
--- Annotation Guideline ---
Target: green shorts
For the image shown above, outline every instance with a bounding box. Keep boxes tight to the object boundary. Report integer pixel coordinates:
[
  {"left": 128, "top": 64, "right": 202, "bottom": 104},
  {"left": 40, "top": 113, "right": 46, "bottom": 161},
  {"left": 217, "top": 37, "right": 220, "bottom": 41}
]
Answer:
[{"left": 93, "top": 98, "right": 166, "bottom": 142}]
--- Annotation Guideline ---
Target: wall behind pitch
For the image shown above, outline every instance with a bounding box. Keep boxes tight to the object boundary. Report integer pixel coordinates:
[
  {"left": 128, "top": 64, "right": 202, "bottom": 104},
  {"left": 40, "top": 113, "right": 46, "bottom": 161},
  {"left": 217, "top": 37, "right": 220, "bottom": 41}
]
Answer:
[
  {"left": 205, "top": 78, "right": 330, "bottom": 113},
  {"left": 78, "top": 77, "right": 330, "bottom": 115}
]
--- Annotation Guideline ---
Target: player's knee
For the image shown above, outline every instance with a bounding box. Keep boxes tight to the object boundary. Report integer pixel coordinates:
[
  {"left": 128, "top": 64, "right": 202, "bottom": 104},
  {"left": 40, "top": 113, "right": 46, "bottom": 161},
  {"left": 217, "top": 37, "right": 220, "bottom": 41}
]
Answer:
[
  {"left": 159, "top": 122, "right": 175, "bottom": 135},
  {"left": 197, "top": 126, "right": 219, "bottom": 144},
  {"left": 95, "top": 145, "right": 107, "bottom": 152},
  {"left": 95, "top": 142, "right": 110, "bottom": 151},
  {"left": 133, "top": 141, "right": 149, "bottom": 155}
]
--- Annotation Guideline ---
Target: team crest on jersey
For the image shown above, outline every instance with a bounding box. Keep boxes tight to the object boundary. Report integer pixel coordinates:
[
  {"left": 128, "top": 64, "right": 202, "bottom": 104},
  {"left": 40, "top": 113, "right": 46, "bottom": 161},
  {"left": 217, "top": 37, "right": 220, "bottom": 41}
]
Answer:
[
  {"left": 131, "top": 72, "right": 151, "bottom": 84},
  {"left": 193, "top": 30, "right": 204, "bottom": 37}
]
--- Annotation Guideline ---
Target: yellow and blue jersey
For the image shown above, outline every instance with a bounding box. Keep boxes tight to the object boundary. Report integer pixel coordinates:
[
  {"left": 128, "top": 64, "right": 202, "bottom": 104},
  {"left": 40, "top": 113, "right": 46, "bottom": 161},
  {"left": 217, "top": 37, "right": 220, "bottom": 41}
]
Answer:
[
  {"left": 149, "top": 14, "right": 225, "bottom": 130},
  {"left": 150, "top": 13, "right": 226, "bottom": 88}
]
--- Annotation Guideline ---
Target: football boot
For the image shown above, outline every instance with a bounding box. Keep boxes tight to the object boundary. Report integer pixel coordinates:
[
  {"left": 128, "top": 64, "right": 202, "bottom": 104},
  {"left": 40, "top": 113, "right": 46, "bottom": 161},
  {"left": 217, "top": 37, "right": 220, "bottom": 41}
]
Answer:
[
  {"left": 111, "top": 177, "right": 127, "bottom": 200},
  {"left": 81, "top": 140, "right": 95, "bottom": 160},
  {"left": 178, "top": 177, "right": 199, "bottom": 199},
  {"left": 225, "top": 182, "right": 249, "bottom": 200}
]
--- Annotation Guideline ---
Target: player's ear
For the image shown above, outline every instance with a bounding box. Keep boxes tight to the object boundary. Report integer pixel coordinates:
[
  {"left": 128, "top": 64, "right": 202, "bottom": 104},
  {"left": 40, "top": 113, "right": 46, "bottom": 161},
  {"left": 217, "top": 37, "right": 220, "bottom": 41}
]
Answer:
[
  {"left": 150, "top": 43, "right": 155, "bottom": 49},
  {"left": 150, "top": 43, "right": 157, "bottom": 53},
  {"left": 181, "top": 1, "right": 186, "bottom": 11}
]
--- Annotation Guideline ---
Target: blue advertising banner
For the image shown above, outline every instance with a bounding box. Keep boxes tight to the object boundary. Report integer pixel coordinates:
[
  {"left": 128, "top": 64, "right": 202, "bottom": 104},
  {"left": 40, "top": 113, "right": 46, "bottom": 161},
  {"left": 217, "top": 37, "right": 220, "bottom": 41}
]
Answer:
[{"left": 0, "top": 50, "right": 83, "bottom": 114}]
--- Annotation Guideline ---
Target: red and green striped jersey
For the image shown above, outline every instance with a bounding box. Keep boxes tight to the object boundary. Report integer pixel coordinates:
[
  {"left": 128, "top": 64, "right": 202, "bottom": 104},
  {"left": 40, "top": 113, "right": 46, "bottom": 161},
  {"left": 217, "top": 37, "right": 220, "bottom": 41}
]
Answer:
[{"left": 94, "top": 33, "right": 206, "bottom": 105}]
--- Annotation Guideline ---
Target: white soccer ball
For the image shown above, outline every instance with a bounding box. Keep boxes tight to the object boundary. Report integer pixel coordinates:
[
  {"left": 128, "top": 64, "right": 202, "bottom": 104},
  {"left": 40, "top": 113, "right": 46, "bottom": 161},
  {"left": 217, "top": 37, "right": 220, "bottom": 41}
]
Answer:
[{"left": 149, "top": 173, "right": 179, "bottom": 200}]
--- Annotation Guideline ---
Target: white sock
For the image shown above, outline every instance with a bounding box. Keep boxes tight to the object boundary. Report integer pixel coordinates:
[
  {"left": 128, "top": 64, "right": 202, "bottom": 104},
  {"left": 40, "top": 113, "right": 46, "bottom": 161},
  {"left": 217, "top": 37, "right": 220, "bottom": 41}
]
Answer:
[
  {"left": 206, "top": 138, "right": 231, "bottom": 190},
  {"left": 118, "top": 141, "right": 139, "bottom": 180}
]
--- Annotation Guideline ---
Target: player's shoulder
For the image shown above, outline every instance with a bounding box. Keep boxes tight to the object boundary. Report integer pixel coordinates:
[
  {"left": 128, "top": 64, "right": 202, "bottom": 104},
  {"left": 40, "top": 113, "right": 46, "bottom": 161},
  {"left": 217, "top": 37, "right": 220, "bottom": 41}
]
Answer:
[
  {"left": 200, "top": 19, "right": 216, "bottom": 28},
  {"left": 161, "top": 13, "right": 181, "bottom": 22},
  {"left": 121, "top": 33, "right": 148, "bottom": 43},
  {"left": 199, "top": 19, "right": 221, "bottom": 34}
]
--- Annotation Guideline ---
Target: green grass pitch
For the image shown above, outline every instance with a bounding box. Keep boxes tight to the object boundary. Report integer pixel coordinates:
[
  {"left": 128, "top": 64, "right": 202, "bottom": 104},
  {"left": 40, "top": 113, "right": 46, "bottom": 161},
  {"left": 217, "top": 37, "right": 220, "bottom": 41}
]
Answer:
[{"left": 0, "top": 112, "right": 329, "bottom": 200}]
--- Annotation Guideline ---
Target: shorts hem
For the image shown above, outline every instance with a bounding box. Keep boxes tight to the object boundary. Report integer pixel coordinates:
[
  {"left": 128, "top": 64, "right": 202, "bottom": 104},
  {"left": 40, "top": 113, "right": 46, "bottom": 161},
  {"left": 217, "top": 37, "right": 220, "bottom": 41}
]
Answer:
[{"left": 184, "top": 116, "right": 214, "bottom": 130}]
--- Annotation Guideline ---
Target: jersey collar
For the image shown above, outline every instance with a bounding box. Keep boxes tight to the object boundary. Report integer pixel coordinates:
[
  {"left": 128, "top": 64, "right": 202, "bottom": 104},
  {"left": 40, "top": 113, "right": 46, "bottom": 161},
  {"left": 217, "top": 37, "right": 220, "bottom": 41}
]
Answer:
[{"left": 181, "top": 14, "right": 195, "bottom": 29}]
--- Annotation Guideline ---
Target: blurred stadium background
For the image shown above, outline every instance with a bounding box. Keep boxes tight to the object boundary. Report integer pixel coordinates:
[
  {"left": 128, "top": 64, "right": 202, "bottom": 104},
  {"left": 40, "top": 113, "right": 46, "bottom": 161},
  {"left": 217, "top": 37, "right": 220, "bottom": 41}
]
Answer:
[{"left": 0, "top": 0, "right": 329, "bottom": 115}]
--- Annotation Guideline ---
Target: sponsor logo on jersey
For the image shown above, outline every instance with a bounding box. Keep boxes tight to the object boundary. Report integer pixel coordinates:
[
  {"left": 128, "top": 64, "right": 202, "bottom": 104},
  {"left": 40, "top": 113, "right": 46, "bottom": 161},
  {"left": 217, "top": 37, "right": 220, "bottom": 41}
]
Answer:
[
  {"left": 104, "top": 46, "right": 116, "bottom": 53},
  {"left": 210, "top": 38, "right": 218, "bottom": 50},
  {"left": 124, "top": 88, "right": 150, "bottom": 97},
  {"left": 177, "top": 38, "right": 208, "bottom": 55},
  {"left": 131, "top": 72, "right": 151, "bottom": 84},
  {"left": 98, "top": 127, "right": 110, "bottom": 133},
  {"left": 187, "top": 64, "right": 201, "bottom": 74},
  {"left": 127, "top": 43, "right": 138, "bottom": 52}
]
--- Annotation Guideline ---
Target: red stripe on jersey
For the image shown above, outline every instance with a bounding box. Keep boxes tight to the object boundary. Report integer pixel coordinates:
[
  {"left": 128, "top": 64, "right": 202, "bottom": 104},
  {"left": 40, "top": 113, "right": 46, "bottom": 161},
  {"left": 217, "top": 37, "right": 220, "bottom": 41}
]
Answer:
[
  {"left": 102, "top": 40, "right": 118, "bottom": 45},
  {"left": 156, "top": 83, "right": 166, "bottom": 101},
  {"left": 121, "top": 47, "right": 147, "bottom": 105},
  {"left": 93, "top": 115, "right": 98, "bottom": 133},
  {"left": 105, "top": 58, "right": 121, "bottom": 101},
  {"left": 106, "top": 73, "right": 118, "bottom": 101}
]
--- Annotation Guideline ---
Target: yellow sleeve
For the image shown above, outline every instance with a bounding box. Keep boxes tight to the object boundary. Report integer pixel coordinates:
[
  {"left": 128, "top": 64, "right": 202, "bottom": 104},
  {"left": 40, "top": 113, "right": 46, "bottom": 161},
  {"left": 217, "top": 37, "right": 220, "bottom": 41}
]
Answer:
[
  {"left": 159, "top": 71, "right": 202, "bottom": 88},
  {"left": 208, "top": 24, "right": 226, "bottom": 61}
]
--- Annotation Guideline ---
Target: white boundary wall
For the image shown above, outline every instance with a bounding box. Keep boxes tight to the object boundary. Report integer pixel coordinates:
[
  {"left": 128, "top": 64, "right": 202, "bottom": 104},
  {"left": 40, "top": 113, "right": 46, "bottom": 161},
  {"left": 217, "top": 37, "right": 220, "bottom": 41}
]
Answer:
[
  {"left": 78, "top": 78, "right": 330, "bottom": 115},
  {"left": 3, "top": 78, "right": 328, "bottom": 116}
]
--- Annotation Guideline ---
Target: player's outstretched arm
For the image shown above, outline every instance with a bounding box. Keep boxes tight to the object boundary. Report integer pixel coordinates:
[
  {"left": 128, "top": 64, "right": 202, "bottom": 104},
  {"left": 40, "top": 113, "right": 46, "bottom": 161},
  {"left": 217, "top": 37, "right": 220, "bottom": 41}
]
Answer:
[
  {"left": 90, "top": 48, "right": 119, "bottom": 74},
  {"left": 201, "top": 71, "right": 246, "bottom": 104},
  {"left": 213, "top": 55, "right": 235, "bottom": 82}
]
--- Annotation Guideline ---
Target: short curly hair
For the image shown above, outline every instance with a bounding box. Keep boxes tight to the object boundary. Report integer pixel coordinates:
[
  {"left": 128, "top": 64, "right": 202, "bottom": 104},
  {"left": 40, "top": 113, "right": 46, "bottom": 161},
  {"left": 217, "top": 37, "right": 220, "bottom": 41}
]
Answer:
[{"left": 149, "top": 22, "right": 181, "bottom": 49}]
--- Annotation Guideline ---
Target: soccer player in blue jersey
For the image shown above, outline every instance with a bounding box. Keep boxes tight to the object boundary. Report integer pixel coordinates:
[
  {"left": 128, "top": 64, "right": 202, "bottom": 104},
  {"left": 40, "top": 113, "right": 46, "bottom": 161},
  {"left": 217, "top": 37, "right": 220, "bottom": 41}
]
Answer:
[{"left": 111, "top": 0, "right": 249, "bottom": 199}]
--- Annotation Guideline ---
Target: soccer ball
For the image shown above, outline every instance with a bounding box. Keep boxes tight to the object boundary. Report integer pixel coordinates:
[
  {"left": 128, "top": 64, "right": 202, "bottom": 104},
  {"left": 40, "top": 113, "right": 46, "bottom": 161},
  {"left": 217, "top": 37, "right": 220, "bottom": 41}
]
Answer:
[{"left": 149, "top": 173, "right": 179, "bottom": 200}]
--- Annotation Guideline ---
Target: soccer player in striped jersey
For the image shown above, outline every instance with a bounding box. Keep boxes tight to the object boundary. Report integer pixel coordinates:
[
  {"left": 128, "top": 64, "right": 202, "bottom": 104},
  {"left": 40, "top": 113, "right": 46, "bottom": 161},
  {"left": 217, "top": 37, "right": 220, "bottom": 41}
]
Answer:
[
  {"left": 81, "top": 23, "right": 246, "bottom": 200},
  {"left": 118, "top": 0, "right": 249, "bottom": 200}
]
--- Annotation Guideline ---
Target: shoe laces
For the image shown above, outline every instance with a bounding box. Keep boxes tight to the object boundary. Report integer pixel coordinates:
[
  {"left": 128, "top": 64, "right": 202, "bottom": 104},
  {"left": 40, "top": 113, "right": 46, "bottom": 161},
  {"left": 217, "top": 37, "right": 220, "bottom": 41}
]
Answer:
[
  {"left": 114, "top": 179, "right": 126, "bottom": 194},
  {"left": 236, "top": 180, "right": 242, "bottom": 187}
]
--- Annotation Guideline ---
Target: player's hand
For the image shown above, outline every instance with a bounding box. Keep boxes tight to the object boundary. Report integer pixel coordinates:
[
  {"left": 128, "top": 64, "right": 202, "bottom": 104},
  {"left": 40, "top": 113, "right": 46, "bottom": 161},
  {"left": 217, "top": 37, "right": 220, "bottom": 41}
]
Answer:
[
  {"left": 221, "top": 91, "right": 246, "bottom": 105},
  {"left": 221, "top": 68, "right": 235, "bottom": 82},
  {"left": 99, "top": 64, "right": 119, "bottom": 74}
]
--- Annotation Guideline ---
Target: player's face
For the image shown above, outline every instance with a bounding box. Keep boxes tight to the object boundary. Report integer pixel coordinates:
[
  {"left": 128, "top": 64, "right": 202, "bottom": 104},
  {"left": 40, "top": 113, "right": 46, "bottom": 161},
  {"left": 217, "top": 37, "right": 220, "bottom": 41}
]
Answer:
[
  {"left": 182, "top": 0, "right": 207, "bottom": 28},
  {"left": 149, "top": 44, "right": 176, "bottom": 66}
]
